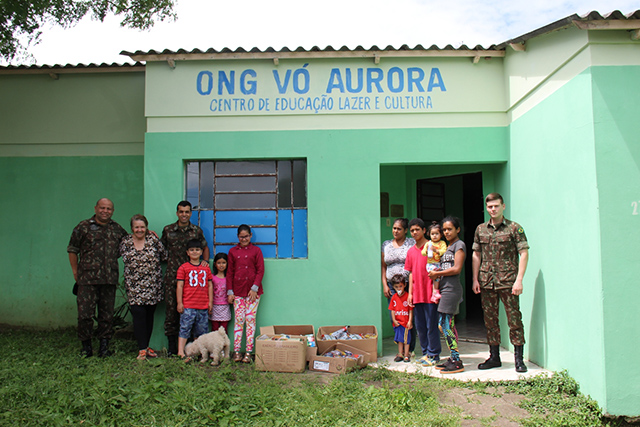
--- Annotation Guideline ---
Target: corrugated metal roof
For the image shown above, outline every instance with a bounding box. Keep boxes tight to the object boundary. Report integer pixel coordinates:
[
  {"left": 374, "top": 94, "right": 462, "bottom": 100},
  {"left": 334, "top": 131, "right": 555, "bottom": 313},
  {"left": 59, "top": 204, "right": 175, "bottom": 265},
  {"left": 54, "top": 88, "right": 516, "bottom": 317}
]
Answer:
[
  {"left": 121, "top": 42, "right": 501, "bottom": 58},
  {"left": 496, "top": 10, "right": 640, "bottom": 48},
  {"left": 1, "top": 10, "right": 639, "bottom": 71},
  {"left": 123, "top": 10, "right": 640, "bottom": 61},
  {"left": 0, "top": 62, "right": 145, "bottom": 74}
]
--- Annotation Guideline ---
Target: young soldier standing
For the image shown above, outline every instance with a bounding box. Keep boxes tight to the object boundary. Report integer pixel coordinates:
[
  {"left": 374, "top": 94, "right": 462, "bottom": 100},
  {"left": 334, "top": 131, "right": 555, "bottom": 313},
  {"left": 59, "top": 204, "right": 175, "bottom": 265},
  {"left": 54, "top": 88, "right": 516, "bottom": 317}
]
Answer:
[
  {"left": 472, "top": 193, "right": 530, "bottom": 373},
  {"left": 161, "top": 201, "right": 209, "bottom": 356}
]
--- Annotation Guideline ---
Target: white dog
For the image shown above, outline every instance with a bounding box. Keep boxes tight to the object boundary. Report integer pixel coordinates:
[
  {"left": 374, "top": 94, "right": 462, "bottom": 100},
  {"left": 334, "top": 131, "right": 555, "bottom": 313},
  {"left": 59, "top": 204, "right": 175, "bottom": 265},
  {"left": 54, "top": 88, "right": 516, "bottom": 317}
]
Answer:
[{"left": 184, "top": 327, "right": 231, "bottom": 365}]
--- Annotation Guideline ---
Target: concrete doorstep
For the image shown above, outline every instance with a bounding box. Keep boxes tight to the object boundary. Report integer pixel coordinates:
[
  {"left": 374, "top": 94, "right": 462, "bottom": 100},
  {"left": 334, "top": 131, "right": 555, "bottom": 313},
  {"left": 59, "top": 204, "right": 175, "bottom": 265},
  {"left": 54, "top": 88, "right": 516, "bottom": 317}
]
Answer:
[{"left": 371, "top": 337, "right": 550, "bottom": 382}]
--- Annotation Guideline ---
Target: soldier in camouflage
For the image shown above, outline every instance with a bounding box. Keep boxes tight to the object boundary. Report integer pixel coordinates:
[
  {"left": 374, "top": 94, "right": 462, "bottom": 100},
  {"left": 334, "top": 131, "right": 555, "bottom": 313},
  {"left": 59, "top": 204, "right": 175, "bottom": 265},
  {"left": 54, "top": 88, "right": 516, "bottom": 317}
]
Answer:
[
  {"left": 161, "top": 201, "right": 209, "bottom": 355},
  {"left": 472, "top": 193, "right": 530, "bottom": 373},
  {"left": 68, "top": 198, "right": 127, "bottom": 358}
]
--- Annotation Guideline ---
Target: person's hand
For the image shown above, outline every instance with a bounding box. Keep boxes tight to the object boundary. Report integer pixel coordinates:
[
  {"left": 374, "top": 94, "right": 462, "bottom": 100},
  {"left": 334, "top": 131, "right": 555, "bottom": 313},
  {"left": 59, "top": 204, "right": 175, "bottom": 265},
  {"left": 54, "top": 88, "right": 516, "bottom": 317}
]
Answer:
[
  {"left": 383, "top": 284, "right": 391, "bottom": 299},
  {"left": 208, "top": 304, "right": 213, "bottom": 314},
  {"left": 177, "top": 303, "right": 184, "bottom": 314},
  {"left": 227, "top": 294, "right": 235, "bottom": 304},
  {"left": 428, "top": 269, "right": 439, "bottom": 279},
  {"left": 148, "top": 230, "right": 159, "bottom": 239},
  {"left": 392, "top": 320, "right": 399, "bottom": 327},
  {"left": 199, "top": 259, "right": 209, "bottom": 267},
  {"left": 407, "top": 292, "right": 414, "bottom": 307},
  {"left": 407, "top": 320, "right": 412, "bottom": 329},
  {"left": 472, "top": 280, "right": 481, "bottom": 294},
  {"left": 512, "top": 280, "right": 523, "bottom": 296},
  {"left": 248, "top": 290, "right": 258, "bottom": 302}
]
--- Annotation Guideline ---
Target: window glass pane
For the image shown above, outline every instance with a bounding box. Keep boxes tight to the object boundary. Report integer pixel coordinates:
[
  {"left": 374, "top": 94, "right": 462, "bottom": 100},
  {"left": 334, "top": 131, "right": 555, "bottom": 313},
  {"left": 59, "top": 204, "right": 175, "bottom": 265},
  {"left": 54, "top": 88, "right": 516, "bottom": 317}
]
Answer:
[
  {"left": 200, "top": 162, "right": 214, "bottom": 209},
  {"left": 216, "top": 176, "right": 276, "bottom": 192},
  {"left": 185, "top": 162, "right": 199, "bottom": 207},
  {"left": 216, "top": 161, "right": 275, "bottom": 175},
  {"left": 277, "top": 161, "right": 292, "bottom": 208},
  {"left": 293, "top": 160, "right": 307, "bottom": 208},
  {"left": 216, "top": 193, "right": 276, "bottom": 209}
]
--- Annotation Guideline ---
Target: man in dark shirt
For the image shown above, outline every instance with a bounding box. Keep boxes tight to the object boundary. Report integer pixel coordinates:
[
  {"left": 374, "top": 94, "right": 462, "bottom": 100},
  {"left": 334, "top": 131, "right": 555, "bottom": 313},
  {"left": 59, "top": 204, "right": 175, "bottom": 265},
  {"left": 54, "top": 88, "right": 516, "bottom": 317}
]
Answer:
[{"left": 68, "top": 198, "right": 127, "bottom": 357}]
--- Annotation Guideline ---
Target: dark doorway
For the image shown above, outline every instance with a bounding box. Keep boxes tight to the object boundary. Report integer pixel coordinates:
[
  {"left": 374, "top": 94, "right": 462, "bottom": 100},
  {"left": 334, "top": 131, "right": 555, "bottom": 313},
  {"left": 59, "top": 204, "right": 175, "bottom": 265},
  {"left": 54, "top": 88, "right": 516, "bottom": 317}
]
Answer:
[
  {"left": 462, "top": 172, "right": 484, "bottom": 321},
  {"left": 416, "top": 171, "right": 485, "bottom": 340}
]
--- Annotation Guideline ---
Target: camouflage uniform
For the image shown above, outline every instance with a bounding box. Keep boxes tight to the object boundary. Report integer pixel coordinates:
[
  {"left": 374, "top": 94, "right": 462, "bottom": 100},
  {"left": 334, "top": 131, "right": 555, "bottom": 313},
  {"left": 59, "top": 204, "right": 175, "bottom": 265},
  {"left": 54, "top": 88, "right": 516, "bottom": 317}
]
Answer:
[
  {"left": 472, "top": 218, "right": 529, "bottom": 346},
  {"left": 67, "top": 216, "right": 127, "bottom": 341},
  {"left": 161, "top": 221, "right": 208, "bottom": 337}
]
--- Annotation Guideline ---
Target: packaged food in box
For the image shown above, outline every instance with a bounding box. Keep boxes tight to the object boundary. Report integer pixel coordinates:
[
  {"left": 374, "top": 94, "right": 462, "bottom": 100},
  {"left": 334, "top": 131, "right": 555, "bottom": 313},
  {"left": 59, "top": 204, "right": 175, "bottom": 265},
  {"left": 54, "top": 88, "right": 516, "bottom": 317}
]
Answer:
[{"left": 317, "top": 325, "right": 378, "bottom": 363}]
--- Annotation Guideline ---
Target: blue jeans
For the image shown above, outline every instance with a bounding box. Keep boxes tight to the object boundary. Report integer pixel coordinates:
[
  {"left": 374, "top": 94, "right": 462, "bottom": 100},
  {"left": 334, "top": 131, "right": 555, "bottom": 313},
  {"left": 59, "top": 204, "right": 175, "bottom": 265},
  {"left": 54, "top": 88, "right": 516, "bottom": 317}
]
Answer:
[
  {"left": 179, "top": 308, "right": 208, "bottom": 339},
  {"left": 413, "top": 303, "right": 441, "bottom": 357}
]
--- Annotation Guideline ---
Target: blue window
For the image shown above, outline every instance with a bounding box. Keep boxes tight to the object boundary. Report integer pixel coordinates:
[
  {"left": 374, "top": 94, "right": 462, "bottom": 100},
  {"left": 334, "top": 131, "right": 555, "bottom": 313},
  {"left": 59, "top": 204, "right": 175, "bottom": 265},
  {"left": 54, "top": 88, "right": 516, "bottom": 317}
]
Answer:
[{"left": 186, "top": 160, "right": 307, "bottom": 259}]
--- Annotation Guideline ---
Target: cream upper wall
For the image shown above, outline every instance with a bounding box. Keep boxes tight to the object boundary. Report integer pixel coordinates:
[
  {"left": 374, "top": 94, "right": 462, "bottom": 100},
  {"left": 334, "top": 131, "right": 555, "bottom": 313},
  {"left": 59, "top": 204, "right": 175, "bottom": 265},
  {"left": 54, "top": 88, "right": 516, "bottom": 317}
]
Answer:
[
  {"left": 145, "top": 56, "right": 507, "bottom": 132},
  {"left": 506, "top": 27, "right": 640, "bottom": 122}
]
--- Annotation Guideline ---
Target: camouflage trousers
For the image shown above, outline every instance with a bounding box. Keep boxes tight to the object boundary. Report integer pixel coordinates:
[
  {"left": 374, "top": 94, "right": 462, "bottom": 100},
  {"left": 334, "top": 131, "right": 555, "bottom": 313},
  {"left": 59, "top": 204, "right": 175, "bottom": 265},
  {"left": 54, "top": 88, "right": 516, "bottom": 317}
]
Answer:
[
  {"left": 77, "top": 284, "right": 116, "bottom": 341},
  {"left": 164, "top": 280, "right": 180, "bottom": 337},
  {"left": 480, "top": 288, "right": 525, "bottom": 346}
]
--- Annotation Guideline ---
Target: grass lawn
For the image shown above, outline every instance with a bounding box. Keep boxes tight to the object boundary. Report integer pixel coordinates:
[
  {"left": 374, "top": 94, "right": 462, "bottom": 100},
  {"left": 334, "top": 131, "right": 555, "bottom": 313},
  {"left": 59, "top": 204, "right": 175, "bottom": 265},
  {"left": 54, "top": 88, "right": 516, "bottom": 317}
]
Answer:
[{"left": 0, "top": 327, "right": 625, "bottom": 426}]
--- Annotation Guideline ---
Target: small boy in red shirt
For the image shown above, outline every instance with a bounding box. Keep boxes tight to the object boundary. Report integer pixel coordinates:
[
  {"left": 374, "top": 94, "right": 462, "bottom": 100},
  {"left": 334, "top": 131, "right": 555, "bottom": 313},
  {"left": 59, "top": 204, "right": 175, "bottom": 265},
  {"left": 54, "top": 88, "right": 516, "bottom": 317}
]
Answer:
[
  {"left": 176, "top": 239, "right": 213, "bottom": 359},
  {"left": 388, "top": 274, "right": 414, "bottom": 362}
]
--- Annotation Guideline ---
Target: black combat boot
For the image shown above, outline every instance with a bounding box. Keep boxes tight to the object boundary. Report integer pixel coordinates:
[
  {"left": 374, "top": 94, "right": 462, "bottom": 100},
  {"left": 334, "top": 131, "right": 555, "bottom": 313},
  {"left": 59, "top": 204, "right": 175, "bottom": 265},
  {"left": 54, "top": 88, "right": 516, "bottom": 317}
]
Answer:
[
  {"left": 478, "top": 345, "right": 502, "bottom": 370},
  {"left": 98, "top": 338, "right": 113, "bottom": 357},
  {"left": 167, "top": 335, "right": 178, "bottom": 357},
  {"left": 80, "top": 340, "right": 93, "bottom": 358},
  {"left": 514, "top": 345, "right": 528, "bottom": 373}
]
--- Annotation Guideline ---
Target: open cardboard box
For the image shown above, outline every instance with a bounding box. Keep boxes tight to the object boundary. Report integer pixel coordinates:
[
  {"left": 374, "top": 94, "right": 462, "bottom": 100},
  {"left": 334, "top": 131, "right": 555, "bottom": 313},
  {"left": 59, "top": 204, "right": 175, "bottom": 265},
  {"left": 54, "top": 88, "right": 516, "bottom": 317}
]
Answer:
[
  {"left": 254, "top": 334, "right": 307, "bottom": 373},
  {"left": 260, "top": 325, "right": 317, "bottom": 361},
  {"left": 317, "top": 325, "right": 378, "bottom": 363},
  {"left": 310, "top": 342, "right": 369, "bottom": 374}
]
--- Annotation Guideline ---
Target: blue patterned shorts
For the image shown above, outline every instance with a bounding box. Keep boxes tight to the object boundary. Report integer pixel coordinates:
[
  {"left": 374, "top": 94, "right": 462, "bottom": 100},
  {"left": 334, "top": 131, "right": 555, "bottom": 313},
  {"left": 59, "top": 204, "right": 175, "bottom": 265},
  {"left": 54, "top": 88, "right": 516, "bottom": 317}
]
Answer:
[{"left": 179, "top": 308, "right": 208, "bottom": 339}]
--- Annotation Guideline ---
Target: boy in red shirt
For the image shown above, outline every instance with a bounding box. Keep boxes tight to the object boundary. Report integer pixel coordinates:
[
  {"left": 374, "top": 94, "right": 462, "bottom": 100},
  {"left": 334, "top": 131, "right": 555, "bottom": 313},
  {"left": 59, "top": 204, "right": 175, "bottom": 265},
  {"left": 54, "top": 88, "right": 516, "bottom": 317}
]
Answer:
[
  {"left": 176, "top": 239, "right": 213, "bottom": 359},
  {"left": 388, "top": 274, "right": 414, "bottom": 362}
]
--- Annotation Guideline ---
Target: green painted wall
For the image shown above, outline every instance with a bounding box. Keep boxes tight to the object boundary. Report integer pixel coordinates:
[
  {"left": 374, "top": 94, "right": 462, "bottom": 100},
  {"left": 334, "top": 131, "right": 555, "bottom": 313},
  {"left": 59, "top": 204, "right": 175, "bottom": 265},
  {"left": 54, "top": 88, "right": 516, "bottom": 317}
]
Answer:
[
  {"left": 0, "top": 70, "right": 146, "bottom": 328},
  {"left": 0, "top": 156, "right": 144, "bottom": 327},
  {"left": 145, "top": 127, "right": 508, "bottom": 350},
  {"left": 509, "top": 69, "right": 607, "bottom": 410},
  {"left": 591, "top": 65, "right": 640, "bottom": 416}
]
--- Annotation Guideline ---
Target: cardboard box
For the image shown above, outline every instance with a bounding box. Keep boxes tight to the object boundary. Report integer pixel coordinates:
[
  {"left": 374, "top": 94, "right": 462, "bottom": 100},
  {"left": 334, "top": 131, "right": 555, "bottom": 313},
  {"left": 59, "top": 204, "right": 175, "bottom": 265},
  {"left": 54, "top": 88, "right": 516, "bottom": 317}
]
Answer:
[
  {"left": 310, "top": 343, "right": 369, "bottom": 374},
  {"left": 317, "top": 325, "right": 378, "bottom": 363},
  {"left": 260, "top": 325, "right": 317, "bottom": 361},
  {"left": 254, "top": 335, "right": 307, "bottom": 373}
]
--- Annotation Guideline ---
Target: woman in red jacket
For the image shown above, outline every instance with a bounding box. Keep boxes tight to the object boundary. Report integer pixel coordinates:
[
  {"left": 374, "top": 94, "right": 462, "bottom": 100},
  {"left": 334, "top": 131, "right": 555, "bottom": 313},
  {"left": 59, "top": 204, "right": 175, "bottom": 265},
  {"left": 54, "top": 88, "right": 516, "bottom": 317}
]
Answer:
[{"left": 226, "top": 224, "right": 265, "bottom": 363}]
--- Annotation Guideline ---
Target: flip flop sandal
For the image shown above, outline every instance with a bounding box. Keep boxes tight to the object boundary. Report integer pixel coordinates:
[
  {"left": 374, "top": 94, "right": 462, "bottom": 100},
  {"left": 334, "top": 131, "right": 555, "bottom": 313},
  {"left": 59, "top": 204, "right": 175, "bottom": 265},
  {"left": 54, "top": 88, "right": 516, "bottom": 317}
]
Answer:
[{"left": 146, "top": 347, "right": 158, "bottom": 358}]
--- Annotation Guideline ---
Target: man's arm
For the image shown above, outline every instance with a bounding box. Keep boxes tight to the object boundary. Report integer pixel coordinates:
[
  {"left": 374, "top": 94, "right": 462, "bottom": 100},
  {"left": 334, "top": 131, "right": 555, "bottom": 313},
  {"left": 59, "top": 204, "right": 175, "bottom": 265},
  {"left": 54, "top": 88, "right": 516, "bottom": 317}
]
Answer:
[
  {"left": 69, "top": 253, "right": 78, "bottom": 281},
  {"left": 407, "top": 272, "right": 414, "bottom": 306},
  {"left": 472, "top": 251, "right": 481, "bottom": 294},
  {"left": 512, "top": 249, "right": 529, "bottom": 296},
  {"left": 176, "top": 280, "right": 185, "bottom": 313}
]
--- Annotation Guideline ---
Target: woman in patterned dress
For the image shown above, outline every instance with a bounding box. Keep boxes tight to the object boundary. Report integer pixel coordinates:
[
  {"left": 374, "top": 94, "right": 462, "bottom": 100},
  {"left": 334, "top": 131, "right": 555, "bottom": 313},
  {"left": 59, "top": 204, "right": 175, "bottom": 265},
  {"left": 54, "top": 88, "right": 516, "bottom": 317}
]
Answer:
[{"left": 120, "top": 214, "right": 167, "bottom": 360}]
